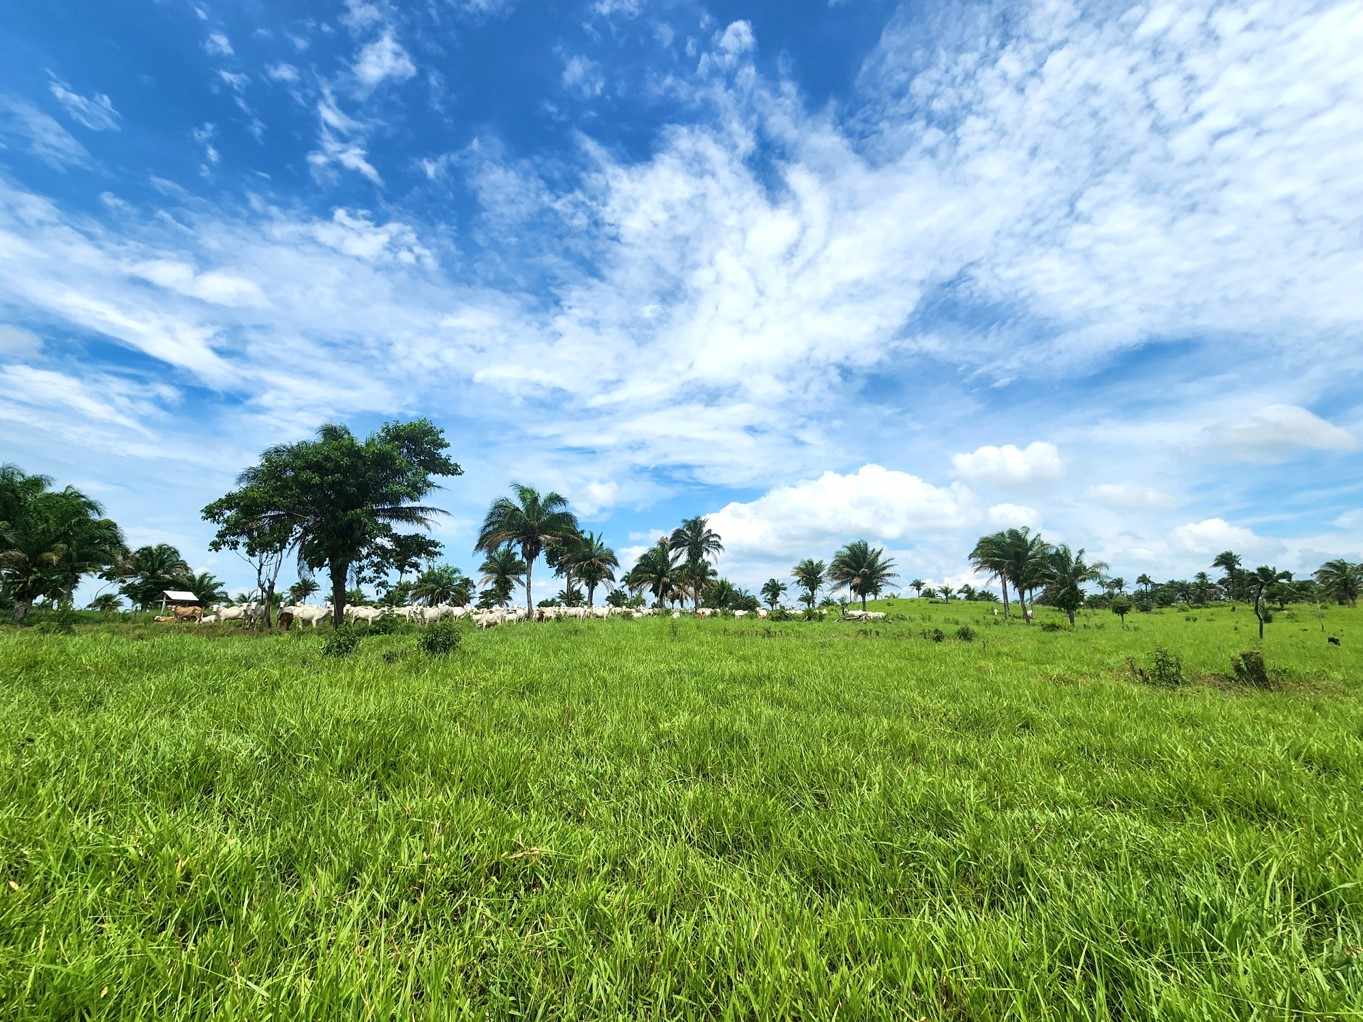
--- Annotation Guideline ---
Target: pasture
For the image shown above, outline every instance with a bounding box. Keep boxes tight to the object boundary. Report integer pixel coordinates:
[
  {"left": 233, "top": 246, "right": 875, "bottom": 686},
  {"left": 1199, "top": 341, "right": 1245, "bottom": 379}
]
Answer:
[{"left": 2, "top": 601, "right": 1361, "bottom": 1019}]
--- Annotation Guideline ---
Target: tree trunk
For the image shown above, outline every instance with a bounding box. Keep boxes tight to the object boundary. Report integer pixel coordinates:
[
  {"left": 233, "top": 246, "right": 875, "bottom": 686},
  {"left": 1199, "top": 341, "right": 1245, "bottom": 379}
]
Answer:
[
  {"left": 1067, "top": 607, "right": 1076, "bottom": 626},
  {"left": 1000, "top": 578, "right": 1011, "bottom": 619},
  {"left": 330, "top": 562, "right": 348, "bottom": 628},
  {"left": 587, "top": 583, "right": 596, "bottom": 608},
  {"left": 861, "top": 593, "right": 868, "bottom": 612},
  {"left": 263, "top": 581, "right": 275, "bottom": 629},
  {"left": 13, "top": 599, "right": 32, "bottom": 624},
  {"left": 525, "top": 557, "right": 534, "bottom": 618}
]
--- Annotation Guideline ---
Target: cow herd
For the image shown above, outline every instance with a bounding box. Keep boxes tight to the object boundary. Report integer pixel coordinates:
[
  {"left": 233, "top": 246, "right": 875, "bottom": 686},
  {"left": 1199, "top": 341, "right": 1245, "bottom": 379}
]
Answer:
[{"left": 193, "top": 602, "right": 889, "bottom": 629}]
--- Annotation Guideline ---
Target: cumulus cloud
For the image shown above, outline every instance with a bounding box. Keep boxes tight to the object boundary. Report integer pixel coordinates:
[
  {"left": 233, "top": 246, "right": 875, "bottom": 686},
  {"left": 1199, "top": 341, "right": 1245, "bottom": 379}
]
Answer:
[
  {"left": 1172, "top": 518, "right": 1274, "bottom": 556},
  {"left": 708, "top": 464, "right": 974, "bottom": 559},
  {"left": 266, "top": 63, "right": 300, "bottom": 83},
  {"left": 1203, "top": 404, "right": 1357, "bottom": 462},
  {"left": 47, "top": 76, "right": 120, "bottom": 131},
  {"left": 353, "top": 30, "right": 416, "bottom": 90},
  {"left": 952, "top": 442, "right": 1063, "bottom": 486},
  {"left": 987, "top": 503, "right": 1039, "bottom": 528}
]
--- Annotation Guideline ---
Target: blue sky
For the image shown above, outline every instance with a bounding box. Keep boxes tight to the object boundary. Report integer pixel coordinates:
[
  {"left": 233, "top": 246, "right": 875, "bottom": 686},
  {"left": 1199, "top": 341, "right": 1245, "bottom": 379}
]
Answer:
[{"left": 2, "top": 0, "right": 1361, "bottom": 600}]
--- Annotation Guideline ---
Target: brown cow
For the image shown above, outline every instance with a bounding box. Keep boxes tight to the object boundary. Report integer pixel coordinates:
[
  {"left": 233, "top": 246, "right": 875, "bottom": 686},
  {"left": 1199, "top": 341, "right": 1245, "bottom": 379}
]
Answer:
[{"left": 172, "top": 605, "right": 203, "bottom": 623}]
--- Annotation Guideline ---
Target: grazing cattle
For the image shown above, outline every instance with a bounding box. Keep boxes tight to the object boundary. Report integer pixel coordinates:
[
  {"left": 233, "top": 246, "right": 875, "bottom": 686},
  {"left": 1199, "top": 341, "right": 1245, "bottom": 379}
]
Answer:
[
  {"left": 345, "top": 606, "right": 385, "bottom": 626},
  {"left": 201, "top": 613, "right": 218, "bottom": 624},
  {"left": 153, "top": 615, "right": 177, "bottom": 623},
  {"left": 865, "top": 612, "right": 886, "bottom": 622},
  {"left": 733, "top": 610, "right": 749, "bottom": 619},
  {"left": 696, "top": 608, "right": 716, "bottom": 618},
  {"left": 671, "top": 610, "right": 681, "bottom": 618},
  {"left": 756, "top": 608, "right": 769, "bottom": 619},
  {"left": 284, "top": 604, "right": 329, "bottom": 629},
  {"left": 172, "top": 605, "right": 203, "bottom": 623}
]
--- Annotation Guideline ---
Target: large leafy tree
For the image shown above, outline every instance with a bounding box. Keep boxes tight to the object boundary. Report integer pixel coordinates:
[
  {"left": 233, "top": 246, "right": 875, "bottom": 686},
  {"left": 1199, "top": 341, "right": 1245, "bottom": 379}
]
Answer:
[
  {"left": 476, "top": 484, "right": 578, "bottom": 617},
  {"left": 627, "top": 540, "right": 683, "bottom": 608},
  {"left": 828, "top": 540, "right": 898, "bottom": 612},
  {"left": 1043, "top": 545, "right": 1108, "bottom": 626},
  {"left": 572, "top": 531, "right": 619, "bottom": 607},
  {"left": 761, "top": 578, "right": 787, "bottom": 610},
  {"left": 0, "top": 466, "right": 126, "bottom": 622},
  {"left": 669, "top": 516, "right": 724, "bottom": 611},
  {"left": 478, "top": 546, "right": 527, "bottom": 608},
  {"left": 1314, "top": 559, "right": 1362, "bottom": 607},
  {"left": 115, "top": 543, "right": 192, "bottom": 611},
  {"left": 792, "top": 559, "right": 826, "bottom": 611},
  {"left": 204, "top": 420, "right": 460, "bottom": 627}
]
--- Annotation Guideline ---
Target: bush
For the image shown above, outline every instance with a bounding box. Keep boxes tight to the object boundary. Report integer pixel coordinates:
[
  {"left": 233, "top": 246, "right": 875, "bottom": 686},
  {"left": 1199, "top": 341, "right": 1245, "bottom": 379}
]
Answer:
[
  {"left": 1040, "top": 622, "right": 1063, "bottom": 633},
  {"left": 1229, "top": 650, "right": 1272, "bottom": 689},
  {"left": 955, "top": 625, "right": 976, "bottom": 642},
  {"left": 925, "top": 628, "right": 946, "bottom": 643},
  {"left": 32, "top": 604, "right": 78, "bottom": 635},
  {"left": 418, "top": 619, "right": 461, "bottom": 657},
  {"left": 769, "top": 608, "right": 795, "bottom": 622},
  {"left": 322, "top": 627, "right": 363, "bottom": 658},
  {"left": 1128, "top": 648, "right": 1185, "bottom": 688}
]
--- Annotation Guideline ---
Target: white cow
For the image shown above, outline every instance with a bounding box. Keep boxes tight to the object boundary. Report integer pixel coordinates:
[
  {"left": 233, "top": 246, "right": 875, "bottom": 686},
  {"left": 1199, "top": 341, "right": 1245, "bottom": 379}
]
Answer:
[
  {"left": 345, "top": 605, "right": 385, "bottom": 626},
  {"left": 696, "top": 608, "right": 717, "bottom": 618},
  {"left": 733, "top": 610, "right": 749, "bottom": 619},
  {"left": 756, "top": 608, "right": 769, "bottom": 619},
  {"left": 284, "top": 604, "right": 329, "bottom": 629}
]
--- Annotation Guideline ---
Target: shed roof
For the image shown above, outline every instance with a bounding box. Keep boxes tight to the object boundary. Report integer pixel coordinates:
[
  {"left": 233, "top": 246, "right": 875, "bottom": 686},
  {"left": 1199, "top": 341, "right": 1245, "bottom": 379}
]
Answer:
[{"left": 162, "top": 590, "right": 200, "bottom": 602}]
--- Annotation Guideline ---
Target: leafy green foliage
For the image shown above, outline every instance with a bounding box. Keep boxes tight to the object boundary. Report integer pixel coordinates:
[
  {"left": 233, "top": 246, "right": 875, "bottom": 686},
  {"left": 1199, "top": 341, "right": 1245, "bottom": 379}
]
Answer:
[
  {"left": 1127, "top": 648, "right": 1185, "bottom": 688},
  {"left": 828, "top": 540, "right": 897, "bottom": 612},
  {"left": 418, "top": 619, "right": 461, "bottom": 657},
  {"left": 1229, "top": 649, "right": 1273, "bottom": 688},
  {"left": 321, "top": 627, "right": 363, "bottom": 658},
  {"left": 476, "top": 484, "right": 577, "bottom": 615}
]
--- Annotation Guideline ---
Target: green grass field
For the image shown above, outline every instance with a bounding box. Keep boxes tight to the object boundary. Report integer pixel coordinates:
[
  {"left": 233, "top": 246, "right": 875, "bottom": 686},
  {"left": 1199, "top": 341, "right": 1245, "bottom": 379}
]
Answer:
[{"left": 2, "top": 602, "right": 1361, "bottom": 1019}]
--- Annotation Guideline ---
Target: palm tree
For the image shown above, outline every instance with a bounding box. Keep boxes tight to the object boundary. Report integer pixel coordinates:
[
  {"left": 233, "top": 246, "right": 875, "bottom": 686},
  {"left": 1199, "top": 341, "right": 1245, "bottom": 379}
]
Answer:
[
  {"left": 669, "top": 516, "right": 724, "bottom": 611},
  {"left": 475, "top": 484, "right": 578, "bottom": 617},
  {"left": 185, "top": 571, "right": 228, "bottom": 608},
  {"left": 1, "top": 468, "right": 127, "bottom": 622},
  {"left": 86, "top": 593, "right": 122, "bottom": 614},
  {"left": 1314, "top": 559, "right": 1362, "bottom": 607},
  {"left": 828, "top": 540, "right": 898, "bottom": 612},
  {"left": 939, "top": 585, "right": 954, "bottom": 602},
  {"left": 1000, "top": 527, "right": 1051, "bottom": 623},
  {"left": 572, "top": 532, "right": 619, "bottom": 607},
  {"left": 1044, "top": 545, "right": 1108, "bottom": 626},
  {"left": 1213, "top": 551, "right": 1243, "bottom": 602},
  {"left": 115, "top": 543, "right": 192, "bottom": 610},
  {"left": 761, "top": 578, "right": 787, "bottom": 610},
  {"left": 792, "top": 559, "right": 826, "bottom": 611},
  {"left": 1192, "top": 571, "right": 1214, "bottom": 605},
  {"left": 288, "top": 577, "right": 320, "bottom": 604},
  {"left": 958, "top": 583, "right": 976, "bottom": 601},
  {"left": 1136, "top": 573, "right": 1154, "bottom": 593},
  {"left": 412, "top": 565, "right": 467, "bottom": 606},
  {"left": 909, "top": 578, "right": 925, "bottom": 598},
  {"left": 627, "top": 540, "right": 683, "bottom": 608},
  {"left": 969, "top": 532, "right": 1013, "bottom": 618},
  {"left": 478, "top": 546, "right": 527, "bottom": 608}
]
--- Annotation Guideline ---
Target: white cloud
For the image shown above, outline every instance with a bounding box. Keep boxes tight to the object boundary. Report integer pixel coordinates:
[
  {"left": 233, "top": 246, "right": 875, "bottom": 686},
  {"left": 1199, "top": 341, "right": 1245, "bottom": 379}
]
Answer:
[
  {"left": 987, "top": 503, "right": 1039, "bottom": 528},
  {"left": 341, "top": 0, "right": 384, "bottom": 33},
  {"left": 1333, "top": 510, "right": 1363, "bottom": 530},
  {"left": 592, "top": 0, "right": 641, "bottom": 15},
  {"left": 1204, "top": 404, "right": 1356, "bottom": 462},
  {"left": 708, "top": 464, "right": 974, "bottom": 559},
  {"left": 0, "top": 97, "right": 90, "bottom": 168},
  {"left": 952, "top": 442, "right": 1064, "bottom": 486},
  {"left": 130, "top": 259, "right": 268, "bottom": 307},
  {"left": 266, "top": 63, "right": 300, "bottom": 83},
  {"left": 561, "top": 55, "right": 604, "bottom": 98},
  {"left": 718, "top": 20, "right": 755, "bottom": 57},
  {"left": 1088, "top": 483, "right": 1177, "bottom": 509},
  {"left": 47, "top": 77, "right": 121, "bottom": 131},
  {"left": 0, "top": 324, "right": 43, "bottom": 358},
  {"left": 353, "top": 30, "right": 416, "bottom": 90},
  {"left": 204, "top": 32, "right": 234, "bottom": 57},
  {"left": 218, "top": 70, "right": 249, "bottom": 92},
  {"left": 1172, "top": 518, "right": 1274, "bottom": 556}
]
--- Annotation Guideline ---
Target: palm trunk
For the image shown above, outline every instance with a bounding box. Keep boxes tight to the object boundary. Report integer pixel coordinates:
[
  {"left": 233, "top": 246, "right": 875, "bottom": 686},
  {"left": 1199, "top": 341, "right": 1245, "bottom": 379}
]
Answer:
[
  {"left": 861, "top": 593, "right": 868, "bottom": 612},
  {"left": 330, "top": 562, "right": 347, "bottom": 628},
  {"left": 1000, "top": 578, "right": 1011, "bottom": 618},
  {"left": 525, "top": 558, "right": 534, "bottom": 618},
  {"left": 14, "top": 599, "right": 32, "bottom": 624}
]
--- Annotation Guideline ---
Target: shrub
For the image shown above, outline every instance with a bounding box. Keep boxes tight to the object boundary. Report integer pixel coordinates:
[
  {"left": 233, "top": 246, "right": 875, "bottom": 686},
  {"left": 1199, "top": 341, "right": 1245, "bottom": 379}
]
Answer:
[
  {"left": 1040, "top": 622, "right": 1063, "bottom": 633},
  {"left": 418, "top": 619, "right": 461, "bottom": 657},
  {"left": 1229, "top": 650, "right": 1272, "bottom": 689},
  {"left": 925, "top": 628, "right": 946, "bottom": 643},
  {"left": 322, "top": 627, "right": 363, "bottom": 658},
  {"left": 367, "top": 613, "right": 405, "bottom": 636},
  {"left": 769, "top": 608, "right": 795, "bottom": 622},
  {"left": 1128, "top": 648, "right": 1185, "bottom": 688},
  {"left": 955, "top": 625, "right": 976, "bottom": 642},
  {"left": 33, "top": 604, "right": 78, "bottom": 635}
]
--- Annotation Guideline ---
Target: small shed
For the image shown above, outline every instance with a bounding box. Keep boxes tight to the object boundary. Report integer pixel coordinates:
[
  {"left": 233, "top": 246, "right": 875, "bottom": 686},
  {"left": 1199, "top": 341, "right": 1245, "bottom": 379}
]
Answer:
[{"left": 160, "top": 590, "right": 201, "bottom": 612}]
